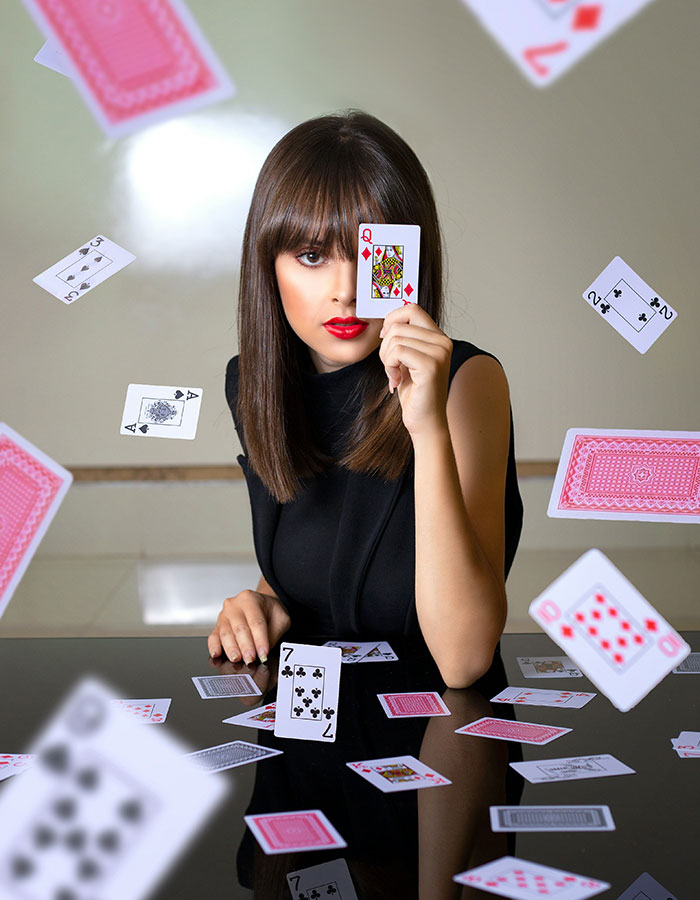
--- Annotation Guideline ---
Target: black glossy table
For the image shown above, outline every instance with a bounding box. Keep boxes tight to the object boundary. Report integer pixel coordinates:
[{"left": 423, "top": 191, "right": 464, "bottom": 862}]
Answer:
[{"left": 0, "top": 633, "right": 697, "bottom": 899}]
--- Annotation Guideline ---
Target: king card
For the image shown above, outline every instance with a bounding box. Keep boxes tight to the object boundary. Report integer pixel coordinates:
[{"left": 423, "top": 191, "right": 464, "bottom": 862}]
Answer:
[
  {"left": 21, "top": 0, "right": 235, "bottom": 138},
  {"left": 0, "top": 677, "right": 225, "bottom": 900},
  {"left": 529, "top": 549, "right": 690, "bottom": 711},
  {"left": 549, "top": 429, "right": 700, "bottom": 523},
  {"left": 489, "top": 805, "right": 615, "bottom": 832},
  {"left": 490, "top": 687, "right": 595, "bottom": 709},
  {"left": 510, "top": 753, "right": 635, "bottom": 784},
  {"left": 516, "top": 656, "right": 583, "bottom": 678},
  {"left": 275, "top": 643, "right": 341, "bottom": 742},
  {"left": 453, "top": 856, "right": 609, "bottom": 900},
  {"left": 583, "top": 257, "right": 676, "bottom": 353},
  {"left": 244, "top": 809, "right": 346, "bottom": 855},
  {"left": 347, "top": 755, "right": 451, "bottom": 793},
  {"left": 120, "top": 385, "right": 203, "bottom": 440},
  {"left": 286, "top": 859, "right": 358, "bottom": 900},
  {"left": 356, "top": 223, "right": 420, "bottom": 318},
  {"left": 456, "top": 717, "right": 571, "bottom": 745},
  {"left": 461, "top": 1, "right": 656, "bottom": 88},
  {"left": 0, "top": 423, "right": 72, "bottom": 622},
  {"left": 222, "top": 702, "right": 276, "bottom": 731},
  {"left": 33, "top": 235, "right": 135, "bottom": 304}
]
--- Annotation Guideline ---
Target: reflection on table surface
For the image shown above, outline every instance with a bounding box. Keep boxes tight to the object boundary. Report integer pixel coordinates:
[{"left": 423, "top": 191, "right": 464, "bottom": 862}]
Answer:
[{"left": 0, "top": 632, "right": 697, "bottom": 899}]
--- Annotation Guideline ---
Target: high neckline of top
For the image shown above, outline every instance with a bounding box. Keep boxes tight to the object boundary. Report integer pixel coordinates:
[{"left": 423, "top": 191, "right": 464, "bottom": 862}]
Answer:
[{"left": 303, "top": 346, "right": 380, "bottom": 383}]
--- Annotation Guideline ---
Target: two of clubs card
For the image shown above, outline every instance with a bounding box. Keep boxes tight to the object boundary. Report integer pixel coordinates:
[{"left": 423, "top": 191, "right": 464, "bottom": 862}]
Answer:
[
  {"left": 529, "top": 549, "right": 690, "bottom": 711},
  {"left": 356, "top": 223, "right": 420, "bottom": 319}
]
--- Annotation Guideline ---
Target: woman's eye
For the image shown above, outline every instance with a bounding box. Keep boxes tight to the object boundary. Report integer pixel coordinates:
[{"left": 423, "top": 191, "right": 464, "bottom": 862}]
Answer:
[{"left": 297, "top": 250, "right": 324, "bottom": 267}]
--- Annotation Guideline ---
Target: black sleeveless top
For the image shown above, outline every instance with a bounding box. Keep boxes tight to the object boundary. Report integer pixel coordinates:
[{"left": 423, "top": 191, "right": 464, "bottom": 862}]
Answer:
[{"left": 225, "top": 340, "right": 523, "bottom": 638}]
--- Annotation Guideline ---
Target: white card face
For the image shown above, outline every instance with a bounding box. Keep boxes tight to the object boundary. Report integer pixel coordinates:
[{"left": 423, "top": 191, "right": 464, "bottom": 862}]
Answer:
[
  {"left": 111, "top": 698, "right": 171, "bottom": 724},
  {"left": 347, "top": 755, "right": 451, "bottom": 793},
  {"left": 0, "top": 754, "right": 36, "bottom": 783},
  {"left": 33, "top": 235, "right": 135, "bottom": 304},
  {"left": 191, "top": 673, "right": 262, "bottom": 699},
  {"left": 34, "top": 40, "right": 72, "bottom": 76},
  {"left": 358, "top": 640, "right": 398, "bottom": 662},
  {"left": 516, "top": 656, "right": 583, "bottom": 678},
  {"left": 490, "top": 686, "right": 595, "bottom": 709},
  {"left": 510, "top": 753, "right": 635, "bottom": 784},
  {"left": 529, "top": 549, "right": 690, "bottom": 711},
  {"left": 274, "top": 643, "right": 342, "bottom": 742},
  {"left": 0, "top": 677, "right": 225, "bottom": 900},
  {"left": 617, "top": 873, "right": 679, "bottom": 900},
  {"left": 185, "top": 739, "right": 282, "bottom": 773},
  {"left": 322, "top": 640, "right": 398, "bottom": 663},
  {"left": 120, "top": 384, "right": 203, "bottom": 440},
  {"left": 461, "top": 1, "right": 656, "bottom": 88},
  {"left": 286, "top": 858, "right": 359, "bottom": 900},
  {"left": 489, "top": 805, "right": 615, "bottom": 832},
  {"left": 583, "top": 256, "right": 676, "bottom": 353},
  {"left": 222, "top": 702, "right": 276, "bottom": 730},
  {"left": 356, "top": 223, "right": 420, "bottom": 318},
  {"left": 454, "top": 855, "right": 609, "bottom": 900}
]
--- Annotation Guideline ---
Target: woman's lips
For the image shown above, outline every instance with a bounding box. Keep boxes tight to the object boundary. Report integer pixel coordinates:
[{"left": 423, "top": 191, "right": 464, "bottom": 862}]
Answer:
[{"left": 323, "top": 318, "right": 369, "bottom": 340}]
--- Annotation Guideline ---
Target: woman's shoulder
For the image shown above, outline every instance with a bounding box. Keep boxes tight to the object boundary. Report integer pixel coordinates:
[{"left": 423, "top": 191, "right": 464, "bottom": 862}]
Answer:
[{"left": 448, "top": 338, "right": 500, "bottom": 383}]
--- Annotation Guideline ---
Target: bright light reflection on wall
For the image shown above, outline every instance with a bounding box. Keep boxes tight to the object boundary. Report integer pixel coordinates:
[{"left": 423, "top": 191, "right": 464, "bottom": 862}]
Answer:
[{"left": 121, "top": 111, "right": 288, "bottom": 273}]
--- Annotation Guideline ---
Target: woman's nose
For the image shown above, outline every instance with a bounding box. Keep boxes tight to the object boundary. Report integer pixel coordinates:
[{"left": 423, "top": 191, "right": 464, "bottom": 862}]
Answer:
[{"left": 332, "top": 259, "right": 357, "bottom": 306}]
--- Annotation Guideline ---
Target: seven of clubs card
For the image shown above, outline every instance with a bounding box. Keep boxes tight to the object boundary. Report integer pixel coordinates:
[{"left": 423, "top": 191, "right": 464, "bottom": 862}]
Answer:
[
  {"left": 356, "top": 223, "right": 420, "bottom": 318},
  {"left": 274, "top": 643, "right": 341, "bottom": 742},
  {"left": 33, "top": 235, "right": 135, "bottom": 304},
  {"left": 461, "top": 0, "right": 656, "bottom": 88},
  {"left": 583, "top": 257, "right": 676, "bottom": 353},
  {"left": 120, "top": 384, "right": 203, "bottom": 440},
  {"left": 286, "top": 858, "right": 358, "bottom": 900},
  {"left": 529, "top": 549, "right": 690, "bottom": 711}
]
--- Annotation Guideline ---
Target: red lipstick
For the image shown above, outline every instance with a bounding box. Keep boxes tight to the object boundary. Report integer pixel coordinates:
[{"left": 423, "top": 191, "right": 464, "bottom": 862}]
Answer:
[{"left": 323, "top": 317, "right": 369, "bottom": 340}]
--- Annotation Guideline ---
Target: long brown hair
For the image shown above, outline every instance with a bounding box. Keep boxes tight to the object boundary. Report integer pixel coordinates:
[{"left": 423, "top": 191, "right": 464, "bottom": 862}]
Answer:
[{"left": 236, "top": 110, "right": 444, "bottom": 503}]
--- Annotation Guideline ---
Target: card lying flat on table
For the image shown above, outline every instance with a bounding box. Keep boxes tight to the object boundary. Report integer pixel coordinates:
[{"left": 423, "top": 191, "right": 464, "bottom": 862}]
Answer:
[
  {"left": 0, "top": 677, "right": 225, "bottom": 900},
  {"left": 670, "top": 731, "right": 700, "bottom": 758},
  {"left": 22, "top": 0, "right": 235, "bottom": 137},
  {"left": 456, "top": 717, "right": 571, "bottom": 745},
  {"left": 529, "top": 549, "right": 690, "bottom": 711},
  {"left": 185, "top": 740, "right": 282, "bottom": 773},
  {"left": 0, "top": 754, "right": 36, "bottom": 783},
  {"left": 323, "top": 640, "right": 398, "bottom": 663},
  {"left": 347, "top": 755, "right": 451, "bottom": 793},
  {"left": 244, "top": 809, "right": 346, "bottom": 855},
  {"left": 516, "top": 656, "right": 582, "bottom": 678},
  {"left": 378, "top": 691, "right": 450, "bottom": 718},
  {"left": 111, "top": 698, "right": 171, "bottom": 724},
  {"left": 490, "top": 687, "right": 595, "bottom": 709},
  {"left": 222, "top": 702, "right": 276, "bottom": 731},
  {"left": 0, "top": 423, "right": 73, "bottom": 622},
  {"left": 549, "top": 429, "right": 700, "bottom": 523},
  {"left": 33, "top": 235, "right": 135, "bottom": 304},
  {"left": 286, "top": 858, "right": 358, "bottom": 900},
  {"left": 454, "top": 855, "right": 609, "bottom": 900},
  {"left": 490, "top": 805, "right": 615, "bottom": 833},
  {"left": 510, "top": 753, "right": 634, "bottom": 784},
  {"left": 673, "top": 652, "right": 700, "bottom": 673},
  {"left": 275, "top": 642, "right": 341, "bottom": 743},
  {"left": 356, "top": 223, "right": 420, "bottom": 318},
  {"left": 616, "top": 872, "right": 679, "bottom": 900},
  {"left": 120, "top": 384, "right": 203, "bottom": 440},
  {"left": 192, "top": 674, "right": 261, "bottom": 699},
  {"left": 583, "top": 256, "right": 676, "bottom": 353}
]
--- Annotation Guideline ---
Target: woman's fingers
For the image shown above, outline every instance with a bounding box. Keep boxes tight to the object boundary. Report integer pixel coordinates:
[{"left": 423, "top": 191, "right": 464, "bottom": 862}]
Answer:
[{"left": 207, "top": 627, "right": 223, "bottom": 659}]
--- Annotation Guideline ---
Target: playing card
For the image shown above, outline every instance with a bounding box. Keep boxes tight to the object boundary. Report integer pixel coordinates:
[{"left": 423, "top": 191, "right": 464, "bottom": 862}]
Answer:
[
  {"left": 346, "top": 755, "right": 451, "bottom": 794},
  {"left": 0, "top": 423, "right": 72, "bottom": 622},
  {"left": 673, "top": 652, "right": 700, "bottom": 673},
  {"left": 455, "top": 717, "right": 571, "bottom": 745},
  {"left": 358, "top": 640, "right": 398, "bottom": 662},
  {"left": 510, "top": 753, "right": 635, "bottom": 784},
  {"left": 34, "top": 40, "right": 71, "bottom": 77},
  {"left": 274, "top": 643, "right": 341, "bottom": 743},
  {"left": 120, "top": 384, "right": 203, "bottom": 440},
  {"left": 33, "top": 235, "right": 135, "bottom": 304},
  {"left": 516, "top": 656, "right": 583, "bottom": 678},
  {"left": 185, "top": 740, "right": 282, "bottom": 773},
  {"left": 490, "top": 687, "right": 595, "bottom": 709},
  {"left": 0, "top": 677, "right": 225, "bottom": 900},
  {"left": 356, "top": 223, "right": 420, "bottom": 318},
  {"left": 671, "top": 731, "right": 700, "bottom": 758},
  {"left": 616, "top": 872, "right": 679, "bottom": 900},
  {"left": 549, "top": 429, "right": 700, "bottom": 523},
  {"left": 489, "top": 805, "right": 615, "bottom": 832},
  {"left": 21, "top": 0, "right": 235, "bottom": 138},
  {"left": 583, "top": 257, "right": 676, "bottom": 354},
  {"left": 529, "top": 549, "right": 690, "bottom": 711},
  {"left": 461, "top": 1, "right": 656, "bottom": 88},
  {"left": 111, "top": 698, "right": 171, "bottom": 725},
  {"left": 453, "top": 855, "right": 609, "bottom": 900},
  {"left": 322, "top": 640, "right": 398, "bottom": 663},
  {"left": 222, "top": 702, "right": 276, "bottom": 731},
  {"left": 0, "top": 755, "right": 36, "bottom": 783},
  {"left": 286, "top": 858, "right": 358, "bottom": 900},
  {"left": 244, "top": 809, "right": 346, "bottom": 855},
  {"left": 377, "top": 691, "right": 450, "bottom": 718},
  {"left": 191, "top": 673, "right": 261, "bottom": 699}
]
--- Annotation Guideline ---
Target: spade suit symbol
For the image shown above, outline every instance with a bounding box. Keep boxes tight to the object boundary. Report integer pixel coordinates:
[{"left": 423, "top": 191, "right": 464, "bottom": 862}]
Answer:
[
  {"left": 79, "top": 247, "right": 89, "bottom": 255},
  {"left": 139, "top": 425, "right": 149, "bottom": 434},
  {"left": 79, "top": 282, "right": 90, "bottom": 290},
  {"left": 174, "top": 390, "right": 184, "bottom": 399}
]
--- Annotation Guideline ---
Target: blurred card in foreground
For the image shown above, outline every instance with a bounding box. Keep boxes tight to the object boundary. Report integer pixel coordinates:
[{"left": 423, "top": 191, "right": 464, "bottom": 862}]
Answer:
[
  {"left": 529, "top": 549, "right": 690, "bottom": 711},
  {"left": 0, "top": 677, "right": 225, "bottom": 899},
  {"left": 21, "top": 0, "right": 234, "bottom": 137},
  {"left": 549, "top": 429, "right": 700, "bottom": 523},
  {"left": 454, "top": 855, "right": 609, "bottom": 899},
  {"left": 0, "top": 755, "right": 36, "bottom": 783},
  {"left": 0, "top": 423, "right": 72, "bottom": 621},
  {"left": 33, "top": 41, "right": 71, "bottom": 76}
]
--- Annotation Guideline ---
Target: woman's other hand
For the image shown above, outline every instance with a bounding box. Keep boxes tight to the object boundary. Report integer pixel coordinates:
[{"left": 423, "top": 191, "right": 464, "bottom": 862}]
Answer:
[{"left": 207, "top": 587, "right": 290, "bottom": 664}]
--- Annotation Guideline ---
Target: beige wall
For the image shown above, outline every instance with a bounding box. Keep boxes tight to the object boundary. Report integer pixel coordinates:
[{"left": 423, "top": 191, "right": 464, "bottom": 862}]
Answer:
[{"left": 2, "top": 1, "right": 698, "bottom": 470}]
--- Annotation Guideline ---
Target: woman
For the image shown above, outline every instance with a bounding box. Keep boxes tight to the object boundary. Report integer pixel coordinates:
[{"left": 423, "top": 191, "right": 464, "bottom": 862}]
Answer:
[{"left": 208, "top": 110, "right": 522, "bottom": 688}]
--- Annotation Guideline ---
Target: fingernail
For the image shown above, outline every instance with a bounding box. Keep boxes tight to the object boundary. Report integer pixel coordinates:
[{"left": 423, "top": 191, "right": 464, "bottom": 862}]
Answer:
[
  {"left": 258, "top": 649, "right": 268, "bottom": 664},
  {"left": 244, "top": 654, "right": 255, "bottom": 665}
]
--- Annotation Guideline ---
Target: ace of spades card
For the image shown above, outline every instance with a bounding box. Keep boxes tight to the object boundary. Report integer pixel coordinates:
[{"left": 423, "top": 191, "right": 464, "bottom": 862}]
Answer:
[
  {"left": 274, "top": 643, "right": 341, "bottom": 743},
  {"left": 356, "top": 223, "right": 420, "bottom": 318},
  {"left": 120, "top": 384, "right": 203, "bottom": 440}
]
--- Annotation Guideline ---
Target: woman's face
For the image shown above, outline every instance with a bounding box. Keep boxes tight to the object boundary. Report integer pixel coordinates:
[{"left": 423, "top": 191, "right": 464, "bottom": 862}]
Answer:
[{"left": 275, "top": 248, "right": 383, "bottom": 374}]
